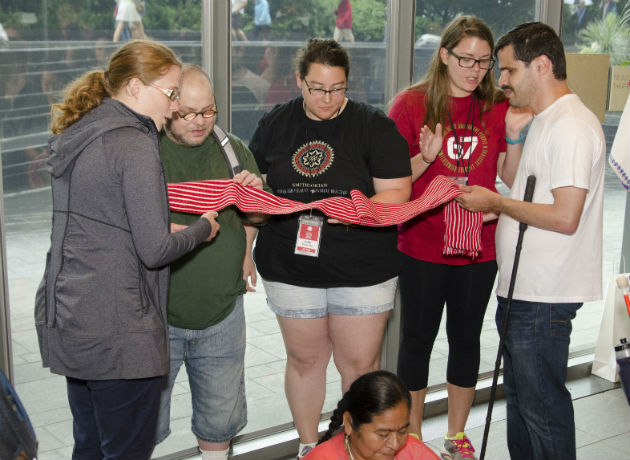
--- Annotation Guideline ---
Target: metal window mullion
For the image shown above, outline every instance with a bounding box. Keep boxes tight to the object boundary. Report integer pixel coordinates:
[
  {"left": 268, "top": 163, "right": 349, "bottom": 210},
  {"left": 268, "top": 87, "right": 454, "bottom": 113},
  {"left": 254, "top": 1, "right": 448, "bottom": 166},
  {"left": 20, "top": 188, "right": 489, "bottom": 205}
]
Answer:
[{"left": 204, "top": 0, "right": 231, "bottom": 132}]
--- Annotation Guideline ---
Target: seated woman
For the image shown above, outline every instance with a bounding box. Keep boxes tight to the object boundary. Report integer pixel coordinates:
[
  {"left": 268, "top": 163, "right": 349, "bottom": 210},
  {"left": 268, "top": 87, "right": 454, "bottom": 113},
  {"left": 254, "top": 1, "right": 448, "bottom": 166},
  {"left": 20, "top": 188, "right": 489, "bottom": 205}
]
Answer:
[{"left": 303, "top": 371, "right": 439, "bottom": 460}]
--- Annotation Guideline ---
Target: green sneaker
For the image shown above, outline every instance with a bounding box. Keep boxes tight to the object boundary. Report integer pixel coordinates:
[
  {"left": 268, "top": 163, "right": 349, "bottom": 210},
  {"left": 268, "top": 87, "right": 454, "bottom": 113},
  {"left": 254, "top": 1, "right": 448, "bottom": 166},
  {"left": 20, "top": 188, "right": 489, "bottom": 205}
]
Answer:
[{"left": 441, "top": 432, "right": 477, "bottom": 460}]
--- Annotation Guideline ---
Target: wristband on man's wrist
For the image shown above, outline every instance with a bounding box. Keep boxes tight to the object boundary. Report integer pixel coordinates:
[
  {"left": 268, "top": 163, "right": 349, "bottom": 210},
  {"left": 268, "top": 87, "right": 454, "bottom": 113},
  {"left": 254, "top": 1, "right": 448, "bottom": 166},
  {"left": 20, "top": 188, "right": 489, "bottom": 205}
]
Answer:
[
  {"left": 505, "top": 133, "right": 524, "bottom": 145},
  {"left": 421, "top": 155, "right": 435, "bottom": 165}
]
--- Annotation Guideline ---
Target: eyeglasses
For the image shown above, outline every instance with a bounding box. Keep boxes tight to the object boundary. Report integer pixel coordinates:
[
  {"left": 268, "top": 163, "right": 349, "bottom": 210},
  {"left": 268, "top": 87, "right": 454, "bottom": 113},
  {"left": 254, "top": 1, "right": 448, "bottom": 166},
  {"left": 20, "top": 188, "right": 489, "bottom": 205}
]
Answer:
[
  {"left": 303, "top": 79, "right": 348, "bottom": 98},
  {"left": 150, "top": 83, "right": 180, "bottom": 101},
  {"left": 448, "top": 50, "right": 495, "bottom": 70},
  {"left": 177, "top": 108, "right": 219, "bottom": 121}
]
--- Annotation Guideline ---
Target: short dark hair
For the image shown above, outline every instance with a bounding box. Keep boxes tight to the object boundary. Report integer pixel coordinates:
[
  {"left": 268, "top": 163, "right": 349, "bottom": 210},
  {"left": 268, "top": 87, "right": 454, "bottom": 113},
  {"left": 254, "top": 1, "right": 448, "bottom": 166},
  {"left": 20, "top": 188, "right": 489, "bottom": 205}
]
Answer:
[
  {"left": 295, "top": 38, "right": 350, "bottom": 80},
  {"left": 495, "top": 22, "right": 566, "bottom": 80},
  {"left": 318, "top": 371, "right": 410, "bottom": 444}
]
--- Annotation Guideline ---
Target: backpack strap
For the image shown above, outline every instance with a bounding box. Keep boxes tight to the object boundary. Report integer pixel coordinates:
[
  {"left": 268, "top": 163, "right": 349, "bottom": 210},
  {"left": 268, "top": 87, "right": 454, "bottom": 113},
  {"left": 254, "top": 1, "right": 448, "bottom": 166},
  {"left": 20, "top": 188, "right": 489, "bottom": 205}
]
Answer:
[{"left": 212, "top": 125, "right": 243, "bottom": 178}]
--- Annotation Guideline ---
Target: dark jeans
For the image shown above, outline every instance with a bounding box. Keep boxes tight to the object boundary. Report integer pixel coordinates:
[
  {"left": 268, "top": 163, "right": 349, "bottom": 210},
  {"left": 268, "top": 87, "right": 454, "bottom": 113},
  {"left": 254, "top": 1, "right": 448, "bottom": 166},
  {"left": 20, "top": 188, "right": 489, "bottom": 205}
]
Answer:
[
  {"left": 67, "top": 376, "right": 162, "bottom": 460},
  {"left": 496, "top": 297, "right": 581, "bottom": 460}
]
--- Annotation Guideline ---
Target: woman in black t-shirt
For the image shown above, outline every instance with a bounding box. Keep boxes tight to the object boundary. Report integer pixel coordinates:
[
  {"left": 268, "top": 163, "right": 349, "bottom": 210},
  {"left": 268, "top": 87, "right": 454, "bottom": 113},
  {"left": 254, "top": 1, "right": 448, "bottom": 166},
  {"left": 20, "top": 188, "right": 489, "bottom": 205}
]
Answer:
[{"left": 249, "top": 38, "right": 412, "bottom": 458}]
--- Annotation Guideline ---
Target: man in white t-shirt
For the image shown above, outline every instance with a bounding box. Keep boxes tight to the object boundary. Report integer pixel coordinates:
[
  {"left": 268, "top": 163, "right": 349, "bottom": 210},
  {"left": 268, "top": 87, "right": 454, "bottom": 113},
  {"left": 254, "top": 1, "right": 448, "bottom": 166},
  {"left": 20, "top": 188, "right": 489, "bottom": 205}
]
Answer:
[{"left": 456, "top": 22, "right": 605, "bottom": 460}]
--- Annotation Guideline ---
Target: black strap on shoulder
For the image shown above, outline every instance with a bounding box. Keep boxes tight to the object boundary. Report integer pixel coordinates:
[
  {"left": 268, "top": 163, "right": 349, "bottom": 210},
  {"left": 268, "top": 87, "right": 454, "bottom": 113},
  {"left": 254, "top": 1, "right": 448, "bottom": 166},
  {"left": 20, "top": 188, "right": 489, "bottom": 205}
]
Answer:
[{"left": 212, "top": 125, "right": 243, "bottom": 178}]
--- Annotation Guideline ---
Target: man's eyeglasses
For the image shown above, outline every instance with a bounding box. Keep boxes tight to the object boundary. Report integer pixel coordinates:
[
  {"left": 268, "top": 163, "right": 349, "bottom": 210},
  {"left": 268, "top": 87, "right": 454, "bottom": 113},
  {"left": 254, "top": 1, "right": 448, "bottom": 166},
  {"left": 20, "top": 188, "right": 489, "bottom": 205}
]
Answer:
[
  {"left": 177, "top": 109, "right": 219, "bottom": 121},
  {"left": 150, "top": 83, "right": 180, "bottom": 101},
  {"left": 448, "top": 50, "right": 495, "bottom": 70},
  {"left": 303, "top": 79, "right": 347, "bottom": 98}
]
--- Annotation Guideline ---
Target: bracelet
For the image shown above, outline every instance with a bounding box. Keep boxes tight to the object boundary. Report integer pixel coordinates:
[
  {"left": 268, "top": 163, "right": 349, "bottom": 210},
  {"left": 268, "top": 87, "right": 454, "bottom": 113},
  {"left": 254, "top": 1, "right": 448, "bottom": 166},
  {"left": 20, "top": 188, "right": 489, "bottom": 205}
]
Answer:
[
  {"left": 421, "top": 155, "right": 435, "bottom": 165},
  {"left": 505, "top": 133, "right": 524, "bottom": 145}
]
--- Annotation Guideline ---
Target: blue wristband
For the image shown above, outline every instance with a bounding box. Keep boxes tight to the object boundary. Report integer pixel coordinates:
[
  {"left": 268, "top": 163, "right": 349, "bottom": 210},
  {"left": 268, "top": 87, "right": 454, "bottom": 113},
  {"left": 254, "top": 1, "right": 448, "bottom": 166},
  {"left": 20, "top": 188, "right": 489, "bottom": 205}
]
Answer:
[{"left": 505, "top": 133, "right": 524, "bottom": 145}]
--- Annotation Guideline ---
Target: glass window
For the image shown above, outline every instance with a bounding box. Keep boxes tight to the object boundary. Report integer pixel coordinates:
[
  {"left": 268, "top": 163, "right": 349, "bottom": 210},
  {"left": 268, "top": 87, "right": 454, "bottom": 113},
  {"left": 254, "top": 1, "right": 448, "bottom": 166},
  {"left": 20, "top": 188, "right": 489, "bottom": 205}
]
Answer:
[
  {"left": 413, "top": 1, "right": 537, "bottom": 83},
  {"left": 229, "top": 1, "right": 390, "bottom": 143}
]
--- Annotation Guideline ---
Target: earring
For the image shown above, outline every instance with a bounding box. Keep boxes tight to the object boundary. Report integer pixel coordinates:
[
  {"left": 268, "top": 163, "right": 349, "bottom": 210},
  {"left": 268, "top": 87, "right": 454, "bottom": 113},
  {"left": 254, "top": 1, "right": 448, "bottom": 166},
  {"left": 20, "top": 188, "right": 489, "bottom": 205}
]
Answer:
[{"left": 345, "top": 434, "right": 356, "bottom": 460}]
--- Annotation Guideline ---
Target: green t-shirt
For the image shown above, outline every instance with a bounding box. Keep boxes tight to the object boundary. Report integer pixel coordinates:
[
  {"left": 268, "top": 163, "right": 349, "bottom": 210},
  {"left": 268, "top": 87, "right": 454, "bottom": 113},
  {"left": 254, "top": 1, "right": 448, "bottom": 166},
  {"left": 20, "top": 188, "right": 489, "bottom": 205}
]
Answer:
[{"left": 160, "top": 131, "right": 265, "bottom": 329}]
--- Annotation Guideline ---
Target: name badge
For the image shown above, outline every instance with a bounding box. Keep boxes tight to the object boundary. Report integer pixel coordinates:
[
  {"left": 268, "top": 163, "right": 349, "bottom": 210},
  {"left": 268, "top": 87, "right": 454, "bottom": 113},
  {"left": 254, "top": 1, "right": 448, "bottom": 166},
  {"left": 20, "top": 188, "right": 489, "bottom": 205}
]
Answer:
[{"left": 295, "top": 214, "right": 323, "bottom": 257}]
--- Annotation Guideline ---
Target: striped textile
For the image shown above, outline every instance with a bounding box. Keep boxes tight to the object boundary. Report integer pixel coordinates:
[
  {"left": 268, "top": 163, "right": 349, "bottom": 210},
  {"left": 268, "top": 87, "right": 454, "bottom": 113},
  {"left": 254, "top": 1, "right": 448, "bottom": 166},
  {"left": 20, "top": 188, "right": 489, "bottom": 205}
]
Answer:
[
  {"left": 167, "top": 174, "right": 483, "bottom": 258},
  {"left": 443, "top": 200, "right": 483, "bottom": 258}
]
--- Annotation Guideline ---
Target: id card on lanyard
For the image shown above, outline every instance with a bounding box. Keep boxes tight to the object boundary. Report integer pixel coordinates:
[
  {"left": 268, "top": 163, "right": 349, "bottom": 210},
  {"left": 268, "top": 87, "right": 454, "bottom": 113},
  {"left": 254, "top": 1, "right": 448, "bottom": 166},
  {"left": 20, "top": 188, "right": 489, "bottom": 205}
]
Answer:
[{"left": 295, "top": 214, "right": 323, "bottom": 257}]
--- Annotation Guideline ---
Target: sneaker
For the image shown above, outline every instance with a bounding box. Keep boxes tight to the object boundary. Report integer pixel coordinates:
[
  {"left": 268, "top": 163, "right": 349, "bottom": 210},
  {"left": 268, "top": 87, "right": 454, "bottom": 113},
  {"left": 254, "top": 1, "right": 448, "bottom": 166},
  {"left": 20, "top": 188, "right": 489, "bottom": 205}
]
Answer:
[
  {"left": 296, "top": 444, "right": 313, "bottom": 459},
  {"left": 441, "top": 433, "right": 477, "bottom": 460}
]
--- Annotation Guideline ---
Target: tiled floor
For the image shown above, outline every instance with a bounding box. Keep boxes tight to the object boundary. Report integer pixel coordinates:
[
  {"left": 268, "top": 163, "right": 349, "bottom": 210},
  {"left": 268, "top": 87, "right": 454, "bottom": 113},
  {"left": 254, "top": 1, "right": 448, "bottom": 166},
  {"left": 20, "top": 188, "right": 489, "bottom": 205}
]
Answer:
[{"left": 421, "top": 379, "right": 629, "bottom": 460}]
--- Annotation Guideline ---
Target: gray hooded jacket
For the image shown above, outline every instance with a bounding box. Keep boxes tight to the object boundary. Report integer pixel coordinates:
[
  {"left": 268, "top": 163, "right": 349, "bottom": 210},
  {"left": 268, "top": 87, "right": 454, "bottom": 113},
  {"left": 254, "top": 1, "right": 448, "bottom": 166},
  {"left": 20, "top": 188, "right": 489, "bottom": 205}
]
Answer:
[{"left": 35, "top": 98, "right": 212, "bottom": 380}]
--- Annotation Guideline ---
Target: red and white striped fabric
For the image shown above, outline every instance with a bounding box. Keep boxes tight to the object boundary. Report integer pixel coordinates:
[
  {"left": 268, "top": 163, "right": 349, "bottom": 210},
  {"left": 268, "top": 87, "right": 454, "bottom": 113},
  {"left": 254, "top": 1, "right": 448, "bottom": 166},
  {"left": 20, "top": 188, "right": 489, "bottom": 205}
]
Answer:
[{"left": 167, "top": 175, "right": 483, "bottom": 258}]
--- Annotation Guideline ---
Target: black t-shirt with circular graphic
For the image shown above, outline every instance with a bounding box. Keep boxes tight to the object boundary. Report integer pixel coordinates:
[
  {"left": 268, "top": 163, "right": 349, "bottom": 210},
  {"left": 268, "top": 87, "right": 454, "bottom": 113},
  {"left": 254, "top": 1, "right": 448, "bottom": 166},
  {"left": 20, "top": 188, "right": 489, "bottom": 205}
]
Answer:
[{"left": 249, "top": 97, "right": 411, "bottom": 287}]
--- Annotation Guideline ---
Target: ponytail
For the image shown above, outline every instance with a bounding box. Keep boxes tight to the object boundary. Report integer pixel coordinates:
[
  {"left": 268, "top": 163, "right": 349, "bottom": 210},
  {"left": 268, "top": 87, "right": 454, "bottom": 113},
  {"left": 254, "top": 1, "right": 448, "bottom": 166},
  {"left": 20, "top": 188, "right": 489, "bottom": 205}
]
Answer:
[
  {"left": 318, "top": 400, "right": 347, "bottom": 444},
  {"left": 50, "top": 71, "right": 109, "bottom": 134}
]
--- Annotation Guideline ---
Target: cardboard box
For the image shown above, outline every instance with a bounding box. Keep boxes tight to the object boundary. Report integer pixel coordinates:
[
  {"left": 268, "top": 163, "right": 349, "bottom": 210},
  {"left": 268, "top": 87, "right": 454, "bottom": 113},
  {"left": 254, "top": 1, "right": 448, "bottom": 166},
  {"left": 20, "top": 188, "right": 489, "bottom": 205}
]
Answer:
[
  {"left": 565, "top": 53, "right": 610, "bottom": 122},
  {"left": 609, "top": 65, "right": 630, "bottom": 112}
]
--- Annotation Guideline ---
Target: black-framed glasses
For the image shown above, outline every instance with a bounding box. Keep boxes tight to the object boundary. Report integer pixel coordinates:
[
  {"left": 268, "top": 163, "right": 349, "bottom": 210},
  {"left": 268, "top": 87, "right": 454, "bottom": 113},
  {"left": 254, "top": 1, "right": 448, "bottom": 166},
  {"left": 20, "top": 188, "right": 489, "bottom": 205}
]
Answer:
[
  {"left": 303, "top": 79, "right": 347, "bottom": 98},
  {"left": 177, "top": 108, "right": 219, "bottom": 121},
  {"left": 448, "top": 50, "right": 495, "bottom": 70},
  {"left": 150, "top": 83, "right": 179, "bottom": 101}
]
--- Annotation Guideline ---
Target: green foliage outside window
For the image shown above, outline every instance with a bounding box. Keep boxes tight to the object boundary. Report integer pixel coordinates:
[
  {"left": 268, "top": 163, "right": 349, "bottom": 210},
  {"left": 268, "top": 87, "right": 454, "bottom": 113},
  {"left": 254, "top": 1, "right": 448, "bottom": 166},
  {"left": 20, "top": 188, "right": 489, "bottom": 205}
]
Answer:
[{"left": 0, "top": 0, "right": 532, "bottom": 42}]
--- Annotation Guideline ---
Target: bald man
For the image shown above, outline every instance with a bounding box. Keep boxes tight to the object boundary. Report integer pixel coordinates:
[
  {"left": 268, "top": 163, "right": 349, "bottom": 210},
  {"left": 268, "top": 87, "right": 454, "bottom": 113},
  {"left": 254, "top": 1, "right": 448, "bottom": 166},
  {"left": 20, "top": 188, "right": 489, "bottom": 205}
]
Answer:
[{"left": 155, "top": 65, "right": 268, "bottom": 460}]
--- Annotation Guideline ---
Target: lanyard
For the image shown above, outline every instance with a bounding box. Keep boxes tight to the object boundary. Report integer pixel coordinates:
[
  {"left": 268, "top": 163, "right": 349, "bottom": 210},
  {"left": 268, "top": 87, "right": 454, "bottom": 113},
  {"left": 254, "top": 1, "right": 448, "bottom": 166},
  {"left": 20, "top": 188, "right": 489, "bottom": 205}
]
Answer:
[{"left": 447, "top": 94, "right": 476, "bottom": 184}]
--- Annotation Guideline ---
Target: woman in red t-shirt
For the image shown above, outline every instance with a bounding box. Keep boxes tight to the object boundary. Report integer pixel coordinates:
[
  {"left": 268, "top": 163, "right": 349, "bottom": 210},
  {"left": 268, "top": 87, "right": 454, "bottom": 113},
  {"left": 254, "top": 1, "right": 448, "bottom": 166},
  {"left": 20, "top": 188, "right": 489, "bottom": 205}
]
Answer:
[{"left": 388, "top": 16, "right": 530, "bottom": 459}]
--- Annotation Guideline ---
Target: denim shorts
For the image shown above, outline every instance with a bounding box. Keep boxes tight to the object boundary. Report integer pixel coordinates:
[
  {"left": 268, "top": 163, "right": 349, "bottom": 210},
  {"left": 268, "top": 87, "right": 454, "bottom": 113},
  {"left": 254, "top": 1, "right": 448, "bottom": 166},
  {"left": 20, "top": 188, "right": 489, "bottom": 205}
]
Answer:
[
  {"left": 156, "top": 297, "right": 247, "bottom": 444},
  {"left": 262, "top": 277, "right": 398, "bottom": 319}
]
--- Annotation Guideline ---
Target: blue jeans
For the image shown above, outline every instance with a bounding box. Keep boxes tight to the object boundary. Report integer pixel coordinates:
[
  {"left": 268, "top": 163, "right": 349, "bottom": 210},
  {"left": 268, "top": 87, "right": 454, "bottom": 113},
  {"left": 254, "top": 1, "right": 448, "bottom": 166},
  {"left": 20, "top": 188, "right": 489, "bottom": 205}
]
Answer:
[
  {"left": 156, "top": 297, "right": 247, "bottom": 444},
  {"left": 496, "top": 297, "right": 581, "bottom": 460}
]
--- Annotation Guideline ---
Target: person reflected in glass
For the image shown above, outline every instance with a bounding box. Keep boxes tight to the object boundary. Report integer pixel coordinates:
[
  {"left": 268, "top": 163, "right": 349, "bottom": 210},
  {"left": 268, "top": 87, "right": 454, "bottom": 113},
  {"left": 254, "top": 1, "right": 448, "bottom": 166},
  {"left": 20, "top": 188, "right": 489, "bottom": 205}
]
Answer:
[
  {"left": 231, "top": 0, "right": 249, "bottom": 41},
  {"left": 333, "top": 0, "right": 354, "bottom": 43},
  {"left": 388, "top": 16, "right": 528, "bottom": 460},
  {"left": 35, "top": 40, "right": 219, "bottom": 460},
  {"left": 260, "top": 45, "right": 301, "bottom": 105},
  {"left": 249, "top": 38, "right": 412, "bottom": 459},
  {"left": 113, "top": 0, "right": 147, "bottom": 42},
  {"left": 302, "top": 371, "right": 440, "bottom": 460},
  {"left": 254, "top": 0, "right": 271, "bottom": 41}
]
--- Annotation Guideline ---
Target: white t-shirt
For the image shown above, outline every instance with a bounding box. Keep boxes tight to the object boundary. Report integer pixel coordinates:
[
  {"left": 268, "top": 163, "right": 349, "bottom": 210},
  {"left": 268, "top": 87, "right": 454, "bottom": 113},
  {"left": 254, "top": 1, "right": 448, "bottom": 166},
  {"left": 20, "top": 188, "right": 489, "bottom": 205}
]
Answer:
[
  {"left": 116, "top": 0, "right": 142, "bottom": 22},
  {"left": 495, "top": 94, "right": 605, "bottom": 303},
  {"left": 232, "top": 0, "right": 247, "bottom": 14}
]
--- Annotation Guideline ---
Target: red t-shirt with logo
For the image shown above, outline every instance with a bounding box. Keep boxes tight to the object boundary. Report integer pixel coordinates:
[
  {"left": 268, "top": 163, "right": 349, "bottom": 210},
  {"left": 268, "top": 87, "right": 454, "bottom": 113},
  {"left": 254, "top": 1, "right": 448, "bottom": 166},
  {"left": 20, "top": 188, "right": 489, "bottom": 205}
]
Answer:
[{"left": 389, "top": 89, "right": 508, "bottom": 265}]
